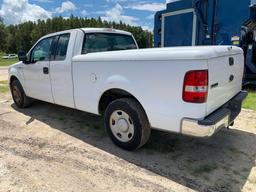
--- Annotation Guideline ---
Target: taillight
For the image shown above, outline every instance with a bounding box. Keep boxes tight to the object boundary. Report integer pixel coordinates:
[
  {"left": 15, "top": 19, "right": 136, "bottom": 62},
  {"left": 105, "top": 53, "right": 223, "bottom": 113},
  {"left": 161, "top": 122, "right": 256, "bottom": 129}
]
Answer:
[{"left": 183, "top": 70, "right": 208, "bottom": 103}]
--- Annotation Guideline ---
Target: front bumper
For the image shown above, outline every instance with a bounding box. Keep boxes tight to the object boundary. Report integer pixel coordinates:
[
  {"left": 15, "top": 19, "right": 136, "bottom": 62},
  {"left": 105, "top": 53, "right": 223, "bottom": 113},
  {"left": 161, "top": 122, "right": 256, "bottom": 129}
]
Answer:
[{"left": 181, "top": 91, "right": 248, "bottom": 138}]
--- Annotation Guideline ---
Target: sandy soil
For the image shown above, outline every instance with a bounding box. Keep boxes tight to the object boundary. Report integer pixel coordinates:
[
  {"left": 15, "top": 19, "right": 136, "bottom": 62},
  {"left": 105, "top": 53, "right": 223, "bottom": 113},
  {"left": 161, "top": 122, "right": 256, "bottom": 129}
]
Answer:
[
  {"left": 0, "top": 91, "right": 255, "bottom": 192},
  {"left": 0, "top": 67, "right": 8, "bottom": 81}
]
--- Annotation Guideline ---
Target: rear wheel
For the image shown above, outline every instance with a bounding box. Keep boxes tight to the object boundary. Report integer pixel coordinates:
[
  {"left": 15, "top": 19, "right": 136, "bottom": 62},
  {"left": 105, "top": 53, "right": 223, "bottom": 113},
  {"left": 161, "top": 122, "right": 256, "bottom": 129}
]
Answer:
[
  {"left": 11, "top": 80, "right": 32, "bottom": 108},
  {"left": 104, "top": 98, "right": 151, "bottom": 150}
]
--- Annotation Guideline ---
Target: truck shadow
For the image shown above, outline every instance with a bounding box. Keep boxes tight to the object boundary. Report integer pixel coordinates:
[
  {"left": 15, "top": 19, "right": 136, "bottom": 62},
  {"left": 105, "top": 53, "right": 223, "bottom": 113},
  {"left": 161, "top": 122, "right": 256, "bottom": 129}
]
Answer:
[{"left": 12, "top": 101, "right": 256, "bottom": 192}]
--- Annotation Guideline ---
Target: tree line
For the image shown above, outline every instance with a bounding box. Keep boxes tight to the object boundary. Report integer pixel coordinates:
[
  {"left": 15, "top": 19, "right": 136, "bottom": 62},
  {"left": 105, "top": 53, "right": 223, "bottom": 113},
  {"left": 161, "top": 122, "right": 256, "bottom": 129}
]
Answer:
[{"left": 0, "top": 16, "right": 153, "bottom": 53}]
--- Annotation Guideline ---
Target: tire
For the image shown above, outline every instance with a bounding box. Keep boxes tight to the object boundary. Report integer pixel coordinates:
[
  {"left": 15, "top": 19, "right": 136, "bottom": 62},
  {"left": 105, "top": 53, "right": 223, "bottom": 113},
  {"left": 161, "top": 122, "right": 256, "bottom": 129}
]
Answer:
[
  {"left": 10, "top": 80, "right": 33, "bottom": 108},
  {"left": 104, "top": 98, "right": 151, "bottom": 150}
]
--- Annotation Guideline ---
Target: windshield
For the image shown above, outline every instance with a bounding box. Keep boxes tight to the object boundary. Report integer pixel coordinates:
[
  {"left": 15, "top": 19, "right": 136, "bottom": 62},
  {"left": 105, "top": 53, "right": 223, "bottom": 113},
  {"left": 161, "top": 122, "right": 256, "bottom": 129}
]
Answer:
[{"left": 82, "top": 33, "right": 137, "bottom": 54}]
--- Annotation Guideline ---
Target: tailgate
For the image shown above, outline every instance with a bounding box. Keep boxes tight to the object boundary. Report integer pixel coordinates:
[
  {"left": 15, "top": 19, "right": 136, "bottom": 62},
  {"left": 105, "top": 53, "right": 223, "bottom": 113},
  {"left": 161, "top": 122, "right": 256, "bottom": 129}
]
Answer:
[{"left": 207, "top": 52, "right": 244, "bottom": 115}]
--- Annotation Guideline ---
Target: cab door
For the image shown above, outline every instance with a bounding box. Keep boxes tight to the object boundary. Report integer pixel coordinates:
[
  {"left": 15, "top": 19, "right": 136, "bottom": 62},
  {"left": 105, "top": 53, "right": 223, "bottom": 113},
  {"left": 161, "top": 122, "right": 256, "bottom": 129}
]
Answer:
[
  {"left": 22, "top": 37, "right": 54, "bottom": 103},
  {"left": 49, "top": 32, "right": 75, "bottom": 108}
]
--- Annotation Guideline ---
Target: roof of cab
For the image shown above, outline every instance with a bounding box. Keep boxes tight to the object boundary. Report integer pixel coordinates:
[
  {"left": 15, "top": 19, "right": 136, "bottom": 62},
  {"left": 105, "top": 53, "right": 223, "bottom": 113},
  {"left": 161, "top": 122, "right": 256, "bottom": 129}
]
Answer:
[
  {"left": 81, "top": 28, "right": 132, "bottom": 36},
  {"left": 42, "top": 28, "right": 132, "bottom": 39}
]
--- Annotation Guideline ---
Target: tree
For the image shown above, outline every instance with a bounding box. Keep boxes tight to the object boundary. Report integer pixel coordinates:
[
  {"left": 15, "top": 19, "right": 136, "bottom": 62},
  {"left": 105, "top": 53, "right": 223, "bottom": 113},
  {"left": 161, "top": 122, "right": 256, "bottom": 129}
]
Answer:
[
  {"left": 1, "top": 16, "right": 153, "bottom": 53},
  {"left": 0, "top": 17, "right": 7, "bottom": 51}
]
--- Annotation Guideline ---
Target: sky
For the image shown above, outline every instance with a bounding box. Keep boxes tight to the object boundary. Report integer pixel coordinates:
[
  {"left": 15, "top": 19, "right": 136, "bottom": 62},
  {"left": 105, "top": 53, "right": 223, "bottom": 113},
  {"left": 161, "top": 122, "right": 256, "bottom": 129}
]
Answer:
[{"left": 0, "top": 0, "right": 178, "bottom": 31}]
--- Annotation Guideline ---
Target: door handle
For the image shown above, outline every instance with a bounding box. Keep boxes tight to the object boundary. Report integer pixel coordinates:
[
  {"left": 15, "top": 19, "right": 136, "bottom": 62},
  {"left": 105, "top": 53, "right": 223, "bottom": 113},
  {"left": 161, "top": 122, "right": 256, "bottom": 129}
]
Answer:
[
  {"left": 229, "top": 57, "right": 234, "bottom": 66},
  {"left": 43, "top": 67, "right": 49, "bottom": 74},
  {"left": 229, "top": 75, "right": 234, "bottom": 82}
]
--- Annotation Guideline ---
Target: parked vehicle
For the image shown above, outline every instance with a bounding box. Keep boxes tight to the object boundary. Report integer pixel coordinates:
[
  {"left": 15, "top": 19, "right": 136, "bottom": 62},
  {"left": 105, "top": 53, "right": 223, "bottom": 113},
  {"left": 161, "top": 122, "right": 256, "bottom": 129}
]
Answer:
[
  {"left": 154, "top": 0, "right": 256, "bottom": 85},
  {"left": 8, "top": 28, "right": 247, "bottom": 150},
  {"left": 1, "top": 54, "right": 18, "bottom": 59}
]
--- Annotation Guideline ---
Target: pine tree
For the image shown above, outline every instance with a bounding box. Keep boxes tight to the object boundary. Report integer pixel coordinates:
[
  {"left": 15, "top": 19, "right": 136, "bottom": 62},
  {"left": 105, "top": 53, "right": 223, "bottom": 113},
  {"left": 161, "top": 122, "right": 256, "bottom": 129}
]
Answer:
[
  {"left": 0, "top": 17, "right": 7, "bottom": 52},
  {"left": 1, "top": 16, "right": 153, "bottom": 53}
]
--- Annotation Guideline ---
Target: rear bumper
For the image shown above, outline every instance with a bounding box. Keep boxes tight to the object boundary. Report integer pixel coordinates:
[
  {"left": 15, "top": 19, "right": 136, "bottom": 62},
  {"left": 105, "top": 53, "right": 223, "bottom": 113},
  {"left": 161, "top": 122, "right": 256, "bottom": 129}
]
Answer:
[{"left": 181, "top": 91, "right": 248, "bottom": 138}]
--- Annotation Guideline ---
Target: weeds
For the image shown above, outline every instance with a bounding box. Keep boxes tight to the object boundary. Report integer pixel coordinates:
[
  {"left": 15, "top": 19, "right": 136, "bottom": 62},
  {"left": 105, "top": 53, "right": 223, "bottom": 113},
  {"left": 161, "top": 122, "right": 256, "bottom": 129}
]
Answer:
[
  {"left": 192, "top": 163, "right": 218, "bottom": 176},
  {"left": 0, "top": 81, "right": 9, "bottom": 93}
]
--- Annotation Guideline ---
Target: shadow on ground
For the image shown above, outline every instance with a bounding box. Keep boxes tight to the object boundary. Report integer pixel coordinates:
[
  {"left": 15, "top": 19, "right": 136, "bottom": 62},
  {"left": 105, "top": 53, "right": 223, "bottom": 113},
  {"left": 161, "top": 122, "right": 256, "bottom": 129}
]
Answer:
[{"left": 12, "top": 101, "right": 256, "bottom": 192}]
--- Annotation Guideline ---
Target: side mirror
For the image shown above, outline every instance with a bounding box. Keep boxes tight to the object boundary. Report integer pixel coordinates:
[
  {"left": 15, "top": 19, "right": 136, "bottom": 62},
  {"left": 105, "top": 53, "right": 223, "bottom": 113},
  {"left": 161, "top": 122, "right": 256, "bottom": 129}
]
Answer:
[{"left": 18, "top": 50, "right": 29, "bottom": 64}]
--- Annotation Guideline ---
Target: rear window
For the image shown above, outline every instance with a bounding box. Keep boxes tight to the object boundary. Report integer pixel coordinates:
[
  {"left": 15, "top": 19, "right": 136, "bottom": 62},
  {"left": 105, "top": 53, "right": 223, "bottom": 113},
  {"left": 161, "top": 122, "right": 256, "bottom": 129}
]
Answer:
[{"left": 82, "top": 33, "right": 137, "bottom": 54}]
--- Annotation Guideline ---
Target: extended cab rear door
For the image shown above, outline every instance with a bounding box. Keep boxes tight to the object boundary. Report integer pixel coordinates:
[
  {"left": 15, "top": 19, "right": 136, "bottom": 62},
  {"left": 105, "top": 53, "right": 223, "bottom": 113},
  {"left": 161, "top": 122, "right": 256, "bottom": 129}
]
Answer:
[{"left": 49, "top": 31, "right": 77, "bottom": 108}]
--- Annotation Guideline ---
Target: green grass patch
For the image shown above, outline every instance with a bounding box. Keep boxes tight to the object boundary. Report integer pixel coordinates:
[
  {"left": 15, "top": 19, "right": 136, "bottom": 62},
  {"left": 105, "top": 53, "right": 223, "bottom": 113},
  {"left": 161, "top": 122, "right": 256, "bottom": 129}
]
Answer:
[
  {"left": 192, "top": 163, "right": 218, "bottom": 176},
  {"left": 242, "top": 90, "right": 256, "bottom": 111},
  {"left": 0, "top": 84, "right": 9, "bottom": 93},
  {"left": 0, "top": 53, "right": 19, "bottom": 67},
  {"left": 0, "top": 80, "right": 9, "bottom": 93},
  {"left": 144, "top": 132, "right": 180, "bottom": 153},
  {"left": 0, "top": 86, "right": 9, "bottom": 93},
  {"left": 0, "top": 80, "right": 8, "bottom": 84}
]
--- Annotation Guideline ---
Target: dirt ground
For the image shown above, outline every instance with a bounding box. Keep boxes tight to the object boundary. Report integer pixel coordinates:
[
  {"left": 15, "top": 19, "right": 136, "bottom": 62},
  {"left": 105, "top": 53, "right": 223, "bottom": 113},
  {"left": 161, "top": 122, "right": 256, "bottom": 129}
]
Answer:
[
  {"left": 0, "top": 90, "right": 255, "bottom": 192},
  {"left": 0, "top": 67, "right": 8, "bottom": 81}
]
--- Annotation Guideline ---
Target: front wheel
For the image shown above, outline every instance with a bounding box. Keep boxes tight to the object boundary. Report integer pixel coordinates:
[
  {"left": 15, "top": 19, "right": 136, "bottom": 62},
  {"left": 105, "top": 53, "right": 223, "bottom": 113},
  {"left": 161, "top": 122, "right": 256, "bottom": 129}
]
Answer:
[
  {"left": 104, "top": 98, "right": 151, "bottom": 150},
  {"left": 11, "top": 80, "right": 32, "bottom": 108}
]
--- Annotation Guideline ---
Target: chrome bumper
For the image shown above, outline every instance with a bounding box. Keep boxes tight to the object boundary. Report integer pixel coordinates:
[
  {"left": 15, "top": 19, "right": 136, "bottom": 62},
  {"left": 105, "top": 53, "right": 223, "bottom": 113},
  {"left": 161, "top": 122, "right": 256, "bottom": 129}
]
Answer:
[
  {"left": 181, "top": 91, "right": 248, "bottom": 138},
  {"left": 181, "top": 115, "right": 229, "bottom": 137}
]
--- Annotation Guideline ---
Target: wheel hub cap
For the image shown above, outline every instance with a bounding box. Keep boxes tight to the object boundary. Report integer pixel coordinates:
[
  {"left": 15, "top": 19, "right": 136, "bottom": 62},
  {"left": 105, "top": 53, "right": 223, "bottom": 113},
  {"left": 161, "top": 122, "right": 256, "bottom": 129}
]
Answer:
[
  {"left": 117, "top": 119, "right": 129, "bottom": 132},
  {"left": 109, "top": 110, "right": 135, "bottom": 142}
]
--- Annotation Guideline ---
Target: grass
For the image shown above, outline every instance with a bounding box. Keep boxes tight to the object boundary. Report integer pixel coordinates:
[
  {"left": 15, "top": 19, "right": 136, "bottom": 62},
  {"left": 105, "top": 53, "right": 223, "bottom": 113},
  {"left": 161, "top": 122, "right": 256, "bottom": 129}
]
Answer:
[
  {"left": 0, "top": 53, "right": 19, "bottom": 67},
  {"left": 0, "top": 80, "right": 9, "bottom": 93},
  {"left": 192, "top": 163, "right": 219, "bottom": 176},
  {"left": 0, "top": 80, "right": 8, "bottom": 84},
  {"left": 75, "top": 117, "right": 105, "bottom": 136},
  {"left": 242, "top": 90, "right": 256, "bottom": 111},
  {"left": 144, "top": 132, "right": 180, "bottom": 153}
]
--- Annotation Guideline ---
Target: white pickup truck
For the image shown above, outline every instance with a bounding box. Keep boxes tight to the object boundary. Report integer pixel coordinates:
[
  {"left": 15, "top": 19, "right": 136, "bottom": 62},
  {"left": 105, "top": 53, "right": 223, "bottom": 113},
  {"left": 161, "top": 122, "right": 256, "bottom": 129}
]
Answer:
[{"left": 9, "top": 28, "right": 247, "bottom": 150}]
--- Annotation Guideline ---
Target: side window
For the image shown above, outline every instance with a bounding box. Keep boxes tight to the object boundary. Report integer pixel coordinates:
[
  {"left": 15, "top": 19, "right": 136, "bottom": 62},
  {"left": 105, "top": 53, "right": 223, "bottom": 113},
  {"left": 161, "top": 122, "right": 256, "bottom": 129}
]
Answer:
[
  {"left": 31, "top": 37, "right": 53, "bottom": 62},
  {"left": 54, "top": 34, "right": 70, "bottom": 60}
]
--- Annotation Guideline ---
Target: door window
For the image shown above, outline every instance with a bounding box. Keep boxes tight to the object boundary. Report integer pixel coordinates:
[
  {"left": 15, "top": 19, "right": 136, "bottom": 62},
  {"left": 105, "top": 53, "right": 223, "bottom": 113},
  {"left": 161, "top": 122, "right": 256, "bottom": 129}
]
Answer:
[
  {"left": 31, "top": 37, "right": 53, "bottom": 62},
  {"left": 54, "top": 34, "right": 70, "bottom": 60}
]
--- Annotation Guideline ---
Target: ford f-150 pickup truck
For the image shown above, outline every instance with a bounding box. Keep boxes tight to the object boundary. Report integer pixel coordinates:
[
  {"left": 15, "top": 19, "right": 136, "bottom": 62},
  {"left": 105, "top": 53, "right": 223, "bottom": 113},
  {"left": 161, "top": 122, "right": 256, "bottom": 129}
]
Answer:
[{"left": 9, "top": 28, "right": 247, "bottom": 150}]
